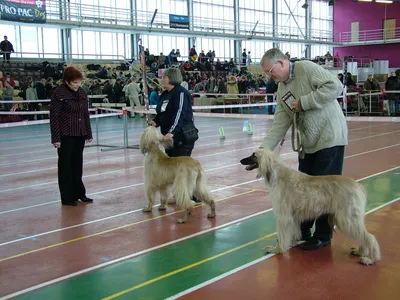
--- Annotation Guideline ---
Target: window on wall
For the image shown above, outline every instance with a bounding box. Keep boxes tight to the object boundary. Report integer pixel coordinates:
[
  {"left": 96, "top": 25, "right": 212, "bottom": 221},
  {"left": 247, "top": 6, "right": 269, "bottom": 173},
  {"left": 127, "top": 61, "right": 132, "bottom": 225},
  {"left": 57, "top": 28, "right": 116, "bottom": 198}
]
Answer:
[
  {"left": 193, "top": 1, "right": 234, "bottom": 33},
  {"left": 137, "top": 0, "right": 188, "bottom": 27},
  {"left": 1, "top": 25, "right": 17, "bottom": 54},
  {"left": 45, "top": 0, "right": 61, "bottom": 20},
  {"left": 67, "top": 0, "right": 131, "bottom": 25},
  {"left": 309, "top": 0, "right": 333, "bottom": 57},
  {"left": 241, "top": 41, "right": 274, "bottom": 63},
  {"left": 239, "top": 0, "right": 273, "bottom": 34},
  {"left": 277, "top": 43, "right": 306, "bottom": 59},
  {"left": 140, "top": 35, "right": 188, "bottom": 61},
  {"left": 71, "top": 30, "right": 130, "bottom": 60},
  {"left": 193, "top": 38, "right": 234, "bottom": 61},
  {"left": 277, "top": 0, "right": 306, "bottom": 38},
  {"left": 41, "top": 28, "right": 62, "bottom": 58},
  {"left": 20, "top": 27, "right": 39, "bottom": 58},
  {"left": 311, "top": 45, "right": 331, "bottom": 59},
  {"left": 310, "top": 0, "right": 333, "bottom": 42}
]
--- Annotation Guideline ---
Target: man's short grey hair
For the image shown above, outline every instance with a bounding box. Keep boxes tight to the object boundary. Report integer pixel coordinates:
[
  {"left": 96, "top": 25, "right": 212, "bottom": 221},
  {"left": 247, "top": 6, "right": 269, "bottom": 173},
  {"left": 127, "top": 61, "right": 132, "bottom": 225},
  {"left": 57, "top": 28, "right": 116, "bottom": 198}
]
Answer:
[
  {"left": 260, "top": 48, "right": 288, "bottom": 66},
  {"left": 162, "top": 67, "right": 183, "bottom": 86}
]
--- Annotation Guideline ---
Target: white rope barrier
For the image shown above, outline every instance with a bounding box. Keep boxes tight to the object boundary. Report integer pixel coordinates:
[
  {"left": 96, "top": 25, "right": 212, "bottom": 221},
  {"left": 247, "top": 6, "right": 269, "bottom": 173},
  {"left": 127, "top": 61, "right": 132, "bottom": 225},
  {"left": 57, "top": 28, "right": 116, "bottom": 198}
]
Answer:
[
  {"left": 0, "top": 110, "right": 122, "bottom": 128},
  {"left": 0, "top": 95, "right": 107, "bottom": 104},
  {"left": 0, "top": 108, "right": 96, "bottom": 115},
  {"left": 0, "top": 99, "right": 51, "bottom": 103}
]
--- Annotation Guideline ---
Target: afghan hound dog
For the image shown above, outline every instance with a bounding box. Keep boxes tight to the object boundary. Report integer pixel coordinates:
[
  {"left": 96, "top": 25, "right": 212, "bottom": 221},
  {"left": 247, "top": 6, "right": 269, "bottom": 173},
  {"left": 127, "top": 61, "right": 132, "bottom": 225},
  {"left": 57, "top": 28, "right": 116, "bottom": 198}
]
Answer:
[
  {"left": 240, "top": 148, "right": 381, "bottom": 265},
  {"left": 139, "top": 126, "right": 216, "bottom": 223}
]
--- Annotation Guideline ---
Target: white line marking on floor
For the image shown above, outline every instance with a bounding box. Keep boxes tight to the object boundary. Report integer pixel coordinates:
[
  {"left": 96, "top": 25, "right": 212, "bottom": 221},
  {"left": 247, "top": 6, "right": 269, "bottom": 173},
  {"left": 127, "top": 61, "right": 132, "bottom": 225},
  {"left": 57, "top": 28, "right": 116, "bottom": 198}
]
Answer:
[
  {"left": 165, "top": 196, "right": 400, "bottom": 300},
  {"left": 1, "top": 141, "right": 398, "bottom": 214},
  {"left": 0, "top": 177, "right": 262, "bottom": 247},
  {"left": 0, "top": 209, "right": 273, "bottom": 300}
]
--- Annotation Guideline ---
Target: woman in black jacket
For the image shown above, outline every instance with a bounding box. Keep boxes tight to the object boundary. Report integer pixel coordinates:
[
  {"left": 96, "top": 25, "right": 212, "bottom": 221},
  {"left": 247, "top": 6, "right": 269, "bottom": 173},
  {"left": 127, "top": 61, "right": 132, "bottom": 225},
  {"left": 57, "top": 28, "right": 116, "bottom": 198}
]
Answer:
[
  {"left": 149, "top": 67, "right": 200, "bottom": 203},
  {"left": 50, "top": 67, "right": 93, "bottom": 206},
  {"left": 149, "top": 67, "right": 197, "bottom": 157}
]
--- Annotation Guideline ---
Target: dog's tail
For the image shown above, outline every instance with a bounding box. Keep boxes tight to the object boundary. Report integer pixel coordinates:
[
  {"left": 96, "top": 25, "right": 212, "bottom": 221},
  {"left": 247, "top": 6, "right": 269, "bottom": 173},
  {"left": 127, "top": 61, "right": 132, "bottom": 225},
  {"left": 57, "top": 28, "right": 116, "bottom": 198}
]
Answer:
[
  {"left": 173, "top": 168, "right": 195, "bottom": 210},
  {"left": 193, "top": 168, "right": 213, "bottom": 204},
  {"left": 193, "top": 167, "right": 216, "bottom": 216}
]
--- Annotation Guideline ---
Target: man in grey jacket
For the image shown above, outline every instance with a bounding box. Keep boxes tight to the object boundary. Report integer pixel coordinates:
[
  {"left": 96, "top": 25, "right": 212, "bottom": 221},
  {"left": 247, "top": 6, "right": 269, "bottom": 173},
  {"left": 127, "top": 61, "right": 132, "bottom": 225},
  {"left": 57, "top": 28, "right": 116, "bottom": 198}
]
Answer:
[{"left": 255, "top": 48, "right": 348, "bottom": 250}]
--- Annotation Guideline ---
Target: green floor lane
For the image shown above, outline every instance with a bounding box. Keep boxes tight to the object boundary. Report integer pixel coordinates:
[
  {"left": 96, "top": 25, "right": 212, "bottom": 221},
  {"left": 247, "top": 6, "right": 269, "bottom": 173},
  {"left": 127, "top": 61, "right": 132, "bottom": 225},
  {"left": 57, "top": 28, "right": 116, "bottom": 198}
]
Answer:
[{"left": 15, "top": 168, "right": 400, "bottom": 300}]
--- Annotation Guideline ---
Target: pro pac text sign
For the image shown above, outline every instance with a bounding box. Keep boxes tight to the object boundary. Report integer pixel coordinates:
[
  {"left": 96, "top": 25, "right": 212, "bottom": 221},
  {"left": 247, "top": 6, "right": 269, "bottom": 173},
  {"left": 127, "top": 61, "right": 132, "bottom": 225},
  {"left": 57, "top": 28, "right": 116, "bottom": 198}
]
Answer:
[
  {"left": 169, "top": 14, "right": 189, "bottom": 30},
  {"left": 0, "top": 0, "right": 46, "bottom": 24}
]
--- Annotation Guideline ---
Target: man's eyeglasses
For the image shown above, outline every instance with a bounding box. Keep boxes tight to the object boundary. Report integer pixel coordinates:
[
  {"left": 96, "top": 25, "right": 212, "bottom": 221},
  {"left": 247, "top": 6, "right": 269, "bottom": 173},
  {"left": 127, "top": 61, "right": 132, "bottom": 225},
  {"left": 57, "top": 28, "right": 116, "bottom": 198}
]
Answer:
[{"left": 267, "top": 63, "right": 277, "bottom": 75}]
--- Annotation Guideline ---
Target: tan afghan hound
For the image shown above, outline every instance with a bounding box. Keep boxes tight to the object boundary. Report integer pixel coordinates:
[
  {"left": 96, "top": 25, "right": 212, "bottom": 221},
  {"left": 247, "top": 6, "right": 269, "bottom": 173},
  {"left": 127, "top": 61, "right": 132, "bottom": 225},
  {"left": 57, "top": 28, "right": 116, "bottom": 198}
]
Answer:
[
  {"left": 240, "top": 148, "right": 381, "bottom": 265},
  {"left": 139, "top": 126, "right": 216, "bottom": 223}
]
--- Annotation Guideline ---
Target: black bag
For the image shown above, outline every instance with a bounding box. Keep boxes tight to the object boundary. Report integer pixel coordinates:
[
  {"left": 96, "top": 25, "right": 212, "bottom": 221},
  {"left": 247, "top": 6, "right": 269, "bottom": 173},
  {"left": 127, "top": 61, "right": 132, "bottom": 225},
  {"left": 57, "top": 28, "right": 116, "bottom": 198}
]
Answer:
[{"left": 182, "top": 122, "right": 199, "bottom": 144}]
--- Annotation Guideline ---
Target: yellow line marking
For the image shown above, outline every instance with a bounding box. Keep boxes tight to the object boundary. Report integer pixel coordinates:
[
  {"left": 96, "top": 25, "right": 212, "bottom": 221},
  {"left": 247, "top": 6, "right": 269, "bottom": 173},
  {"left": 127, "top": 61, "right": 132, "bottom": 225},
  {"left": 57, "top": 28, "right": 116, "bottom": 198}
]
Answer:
[
  {"left": 102, "top": 232, "right": 278, "bottom": 300},
  {"left": 0, "top": 190, "right": 258, "bottom": 263}
]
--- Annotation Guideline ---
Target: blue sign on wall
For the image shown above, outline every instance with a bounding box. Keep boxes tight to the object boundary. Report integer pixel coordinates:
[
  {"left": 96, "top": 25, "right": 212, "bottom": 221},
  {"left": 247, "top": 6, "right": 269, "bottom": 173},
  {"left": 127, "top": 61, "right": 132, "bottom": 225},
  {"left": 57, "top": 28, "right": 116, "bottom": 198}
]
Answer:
[{"left": 169, "top": 14, "right": 189, "bottom": 30}]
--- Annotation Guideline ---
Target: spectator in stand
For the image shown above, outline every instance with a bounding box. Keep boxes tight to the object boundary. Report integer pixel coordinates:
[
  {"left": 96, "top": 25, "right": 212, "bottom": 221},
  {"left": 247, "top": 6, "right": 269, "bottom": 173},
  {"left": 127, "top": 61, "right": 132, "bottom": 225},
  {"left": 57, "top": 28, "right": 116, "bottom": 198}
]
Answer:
[
  {"left": 1, "top": 72, "right": 15, "bottom": 88},
  {"left": 125, "top": 76, "right": 143, "bottom": 117},
  {"left": 247, "top": 51, "right": 252, "bottom": 65},
  {"left": 385, "top": 72, "right": 399, "bottom": 115},
  {"left": 0, "top": 36, "right": 14, "bottom": 63},
  {"left": 158, "top": 53, "right": 166, "bottom": 69},
  {"left": 149, "top": 84, "right": 160, "bottom": 106},
  {"left": 168, "top": 49, "right": 176, "bottom": 66},
  {"left": 242, "top": 49, "right": 247, "bottom": 64},
  {"left": 26, "top": 80, "right": 39, "bottom": 118},
  {"left": 49, "top": 66, "right": 93, "bottom": 206},
  {"left": 227, "top": 75, "right": 239, "bottom": 95},
  {"left": 266, "top": 77, "right": 278, "bottom": 114},
  {"left": 3, "top": 82, "right": 13, "bottom": 111},
  {"left": 45, "top": 77, "right": 56, "bottom": 98},
  {"left": 189, "top": 45, "right": 197, "bottom": 62},
  {"left": 364, "top": 74, "right": 380, "bottom": 92}
]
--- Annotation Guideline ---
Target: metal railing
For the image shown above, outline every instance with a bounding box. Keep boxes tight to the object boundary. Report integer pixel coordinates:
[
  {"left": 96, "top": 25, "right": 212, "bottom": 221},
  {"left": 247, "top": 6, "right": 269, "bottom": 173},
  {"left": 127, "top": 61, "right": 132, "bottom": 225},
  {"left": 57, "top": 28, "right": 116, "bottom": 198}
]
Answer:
[
  {"left": 0, "top": 51, "right": 128, "bottom": 63},
  {"left": 43, "top": 1, "right": 335, "bottom": 43},
  {"left": 338, "top": 27, "right": 400, "bottom": 44}
]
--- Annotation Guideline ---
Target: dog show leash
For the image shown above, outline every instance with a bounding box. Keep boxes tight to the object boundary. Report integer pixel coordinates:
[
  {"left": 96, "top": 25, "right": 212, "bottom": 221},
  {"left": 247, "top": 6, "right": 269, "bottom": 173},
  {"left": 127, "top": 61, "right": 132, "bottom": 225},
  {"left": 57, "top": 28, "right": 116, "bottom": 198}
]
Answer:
[{"left": 291, "top": 111, "right": 305, "bottom": 159}]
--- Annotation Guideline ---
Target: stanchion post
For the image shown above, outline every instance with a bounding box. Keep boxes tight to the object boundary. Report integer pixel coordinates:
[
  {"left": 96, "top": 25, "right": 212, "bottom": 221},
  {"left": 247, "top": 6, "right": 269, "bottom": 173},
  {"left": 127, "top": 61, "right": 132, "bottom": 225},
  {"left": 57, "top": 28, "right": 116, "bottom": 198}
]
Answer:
[
  {"left": 123, "top": 107, "right": 128, "bottom": 148},
  {"left": 95, "top": 107, "right": 99, "bottom": 146}
]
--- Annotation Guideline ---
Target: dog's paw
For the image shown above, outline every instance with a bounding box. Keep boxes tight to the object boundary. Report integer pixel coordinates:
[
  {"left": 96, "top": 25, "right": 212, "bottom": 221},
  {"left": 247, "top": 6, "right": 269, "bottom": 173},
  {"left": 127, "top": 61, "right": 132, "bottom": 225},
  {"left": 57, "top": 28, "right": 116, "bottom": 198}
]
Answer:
[
  {"left": 350, "top": 247, "right": 362, "bottom": 256},
  {"left": 177, "top": 218, "right": 186, "bottom": 224},
  {"left": 142, "top": 207, "right": 152, "bottom": 212},
  {"left": 360, "top": 257, "right": 375, "bottom": 265},
  {"left": 207, "top": 212, "right": 216, "bottom": 219},
  {"left": 158, "top": 205, "right": 166, "bottom": 211},
  {"left": 264, "top": 245, "right": 282, "bottom": 254}
]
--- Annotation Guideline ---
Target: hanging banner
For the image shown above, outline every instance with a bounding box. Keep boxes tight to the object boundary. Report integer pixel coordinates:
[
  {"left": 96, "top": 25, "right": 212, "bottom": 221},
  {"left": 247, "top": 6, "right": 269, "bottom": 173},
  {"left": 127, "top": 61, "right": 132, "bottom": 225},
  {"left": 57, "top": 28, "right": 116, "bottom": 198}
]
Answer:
[
  {"left": 0, "top": 0, "right": 46, "bottom": 24},
  {"left": 169, "top": 14, "right": 189, "bottom": 30}
]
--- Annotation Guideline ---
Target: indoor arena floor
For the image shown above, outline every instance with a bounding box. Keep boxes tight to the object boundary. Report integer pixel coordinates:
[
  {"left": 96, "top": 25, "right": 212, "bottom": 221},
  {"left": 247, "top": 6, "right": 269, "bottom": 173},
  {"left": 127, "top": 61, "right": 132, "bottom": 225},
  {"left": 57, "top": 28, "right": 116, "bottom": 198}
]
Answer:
[{"left": 0, "top": 116, "right": 399, "bottom": 300}]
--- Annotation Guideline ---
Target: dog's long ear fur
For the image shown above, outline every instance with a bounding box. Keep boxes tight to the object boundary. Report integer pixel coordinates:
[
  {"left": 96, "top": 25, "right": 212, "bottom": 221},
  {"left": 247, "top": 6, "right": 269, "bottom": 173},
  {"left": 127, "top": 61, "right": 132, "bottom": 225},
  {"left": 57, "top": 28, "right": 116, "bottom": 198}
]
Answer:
[
  {"left": 140, "top": 126, "right": 163, "bottom": 155},
  {"left": 256, "top": 148, "right": 278, "bottom": 183}
]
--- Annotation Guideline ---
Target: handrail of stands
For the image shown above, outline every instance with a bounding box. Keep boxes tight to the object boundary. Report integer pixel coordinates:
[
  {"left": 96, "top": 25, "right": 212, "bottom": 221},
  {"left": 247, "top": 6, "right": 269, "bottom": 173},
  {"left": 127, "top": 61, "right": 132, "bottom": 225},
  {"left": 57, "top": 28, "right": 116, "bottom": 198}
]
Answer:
[
  {"left": 44, "top": 1, "right": 335, "bottom": 43},
  {"left": 4, "top": 51, "right": 128, "bottom": 63},
  {"left": 338, "top": 27, "right": 400, "bottom": 44}
]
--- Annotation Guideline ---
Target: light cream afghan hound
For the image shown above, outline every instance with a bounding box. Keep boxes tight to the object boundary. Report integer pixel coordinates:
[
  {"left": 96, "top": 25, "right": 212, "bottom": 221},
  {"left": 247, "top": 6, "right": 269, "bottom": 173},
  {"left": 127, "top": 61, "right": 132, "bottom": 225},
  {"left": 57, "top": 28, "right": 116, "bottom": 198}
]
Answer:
[
  {"left": 240, "top": 148, "right": 381, "bottom": 265},
  {"left": 139, "top": 126, "right": 216, "bottom": 223}
]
